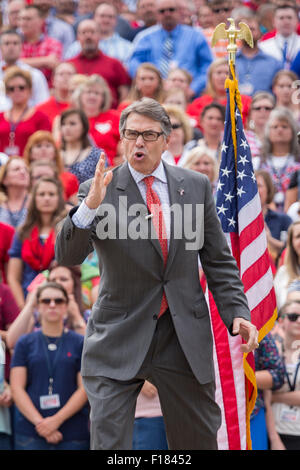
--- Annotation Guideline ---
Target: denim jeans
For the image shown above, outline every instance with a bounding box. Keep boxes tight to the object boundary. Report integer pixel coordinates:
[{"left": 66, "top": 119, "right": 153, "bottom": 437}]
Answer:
[
  {"left": 14, "top": 433, "right": 90, "bottom": 450},
  {"left": 133, "top": 416, "right": 168, "bottom": 450}
]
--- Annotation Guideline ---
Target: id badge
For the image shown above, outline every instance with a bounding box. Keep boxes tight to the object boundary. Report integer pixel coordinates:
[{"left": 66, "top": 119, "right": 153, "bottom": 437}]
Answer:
[
  {"left": 279, "top": 404, "right": 299, "bottom": 423},
  {"left": 4, "top": 145, "right": 20, "bottom": 156},
  {"left": 40, "top": 393, "right": 60, "bottom": 410}
]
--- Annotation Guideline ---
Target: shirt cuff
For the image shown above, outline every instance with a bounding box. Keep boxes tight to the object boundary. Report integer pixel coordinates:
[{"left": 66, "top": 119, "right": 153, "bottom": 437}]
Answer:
[{"left": 72, "top": 199, "right": 97, "bottom": 228}]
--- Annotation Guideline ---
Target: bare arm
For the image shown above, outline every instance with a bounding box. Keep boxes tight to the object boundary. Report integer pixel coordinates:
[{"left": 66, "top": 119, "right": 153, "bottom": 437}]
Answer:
[
  {"left": 10, "top": 366, "right": 43, "bottom": 426},
  {"left": 6, "top": 290, "right": 37, "bottom": 349},
  {"left": 7, "top": 258, "right": 25, "bottom": 310}
]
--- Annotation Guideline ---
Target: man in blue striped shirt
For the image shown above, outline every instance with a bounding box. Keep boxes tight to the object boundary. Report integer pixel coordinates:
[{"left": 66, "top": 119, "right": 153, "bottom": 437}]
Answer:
[{"left": 128, "top": 0, "right": 213, "bottom": 98}]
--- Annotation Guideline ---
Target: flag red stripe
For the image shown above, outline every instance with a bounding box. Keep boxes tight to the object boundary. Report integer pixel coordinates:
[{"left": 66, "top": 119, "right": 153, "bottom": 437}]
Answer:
[
  {"left": 250, "top": 288, "right": 277, "bottom": 332},
  {"left": 239, "top": 212, "right": 264, "bottom": 252},
  {"left": 241, "top": 249, "right": 271, "bottom": 292},
  {"left": 209, "top": 290, "right": 242, "bottom": 450}
]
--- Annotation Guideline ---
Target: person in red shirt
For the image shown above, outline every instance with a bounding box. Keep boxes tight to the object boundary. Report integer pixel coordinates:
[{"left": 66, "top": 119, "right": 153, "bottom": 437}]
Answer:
[
  {"left": 19, "top": 5, "right": 63, "bottom": 85},
  {"left": 0, "top": 66, "right": 51, "bottom": 156},
  {"left": 73, "top": 74, "right": 120, "bottom": 166},
  {"left": 0, "top": 223, "right": 15, "bottom": 284},
  {"left": 35, "top": 62, "right": 76, "bottom": 127},
  {"left": 186, "top": 58, "right": 251, "bottom": 130},
  {"left": 67, "top": 18, "right": 131, "bottom": 108}
]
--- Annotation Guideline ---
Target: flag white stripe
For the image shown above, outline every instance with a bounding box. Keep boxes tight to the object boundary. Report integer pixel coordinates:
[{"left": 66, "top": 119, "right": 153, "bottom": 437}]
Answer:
[
  {"left": 238, "top": 193, "right": 261, "bottom": 234},
  {"left": 240, "top": 230, "right": 267, "bottom": 276},
  {"left": 245, "top": 266, "right": 274, "bottom": 311}
]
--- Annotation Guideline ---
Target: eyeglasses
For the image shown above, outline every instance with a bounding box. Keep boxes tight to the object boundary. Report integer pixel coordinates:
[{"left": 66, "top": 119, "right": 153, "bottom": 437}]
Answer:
[
  {"left": 212, "top": 7, "right": 231, "bottom": 13},
  {"left": 284, "top": 313, "right": 300, "bottom": 322},
  {"left": 39, "top": 298, "right": 67, "bottom": 305},
  {"left": 122, "top": 129, "right": 164, "bottom": 141},
  {"left": 171, "top": 123, "right": 182, "bottom": 129},
  {"left": 158, "top": 7, "right": 176, "bottom": 13},
  {"left": 252, "top": 106, "right": 273, "bottom": 111},
  {"left": 7, "top": 85, "right": 27, "bottom": 92}
]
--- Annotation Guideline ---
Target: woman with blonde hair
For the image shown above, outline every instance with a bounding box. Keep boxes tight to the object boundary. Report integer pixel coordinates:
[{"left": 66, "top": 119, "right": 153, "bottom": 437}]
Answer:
[
  {"left": 0, "top": 67, "right": 51, "bottom": 156},
  {"left": 186, "top": 58, "right": 252, "bottom": 129},
  {"left": 23, "top": 130, "right": 79, "bottom": 203},
  {"left": 118, "top": 63, "right": 165, "bottom": 113},
  {"left": 0, "top": 156, "right": 30, "bottom": 229},
  {"left": 162, "top": 104, "right": 193, "bottom": 166},
  {"left": 258, "top": 107, "right": 300, "bottom": 211},
  {"left": 274, "top": 221, "right": 300, "bottom": 309},
  {"left": 183, "top": 147, "right": 218, "bottom": 189},
  {"left": 72, "top": 74, "right": 120, "bottom": 166}
]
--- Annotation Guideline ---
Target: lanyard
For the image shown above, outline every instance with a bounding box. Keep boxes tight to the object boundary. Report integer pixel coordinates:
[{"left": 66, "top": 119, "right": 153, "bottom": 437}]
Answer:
[
  {"left": 285, "top": 361, "right": 300, "bottom": 392},
  {"left": 40, "top": 331, "right": 64, "bottom": 395},
  {"left": 8, "top": 107, "right": 28, "bottom": 147}
]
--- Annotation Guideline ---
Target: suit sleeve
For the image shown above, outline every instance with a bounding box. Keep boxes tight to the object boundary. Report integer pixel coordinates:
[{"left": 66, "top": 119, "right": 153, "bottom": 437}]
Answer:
[
  {"left": 199, "top": 177, "right": 251, "bottom": 331},
  {"left": 55, "top": 179, "right": 96, "bottom": 266}
]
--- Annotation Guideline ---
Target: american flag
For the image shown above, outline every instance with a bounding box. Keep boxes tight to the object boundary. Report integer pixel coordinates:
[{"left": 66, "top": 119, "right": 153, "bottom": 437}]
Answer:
[{"left": 208, "top": 83, "right": 277, "bottom": 450}]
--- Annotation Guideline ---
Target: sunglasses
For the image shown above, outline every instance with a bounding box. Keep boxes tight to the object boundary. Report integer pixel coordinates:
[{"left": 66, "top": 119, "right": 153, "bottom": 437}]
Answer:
[
  {"left": 7, "top": 85, "right": 27, "bottom": 92},
  {"left": 159, "top": 7, "right": 176, "bottom": 13},
  {"left": 39, "top": 297, "right": 67, "bottom": 305},
  {"left": 172, "top": 123, "right": 182, "bottom": 129},
  {"left": 285, "top": 313, "right": 300, "bottom": 322},
  {"left": 212, "top": 7, "right": 231, "bottom": 13},
  {"left": 252, "top": 106, "right": 273, "bottom": 111}
]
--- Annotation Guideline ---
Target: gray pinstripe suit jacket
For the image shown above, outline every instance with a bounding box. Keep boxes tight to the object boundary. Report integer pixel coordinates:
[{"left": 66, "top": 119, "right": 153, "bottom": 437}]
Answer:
[{"left": 55, "top": 161, "right": 251, "bottom": 384}]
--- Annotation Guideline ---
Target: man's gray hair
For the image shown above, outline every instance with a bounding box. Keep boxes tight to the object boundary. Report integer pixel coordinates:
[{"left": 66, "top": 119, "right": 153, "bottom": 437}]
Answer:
[{"left": 119, "top": 98, "right": 172, "bottom": 137}]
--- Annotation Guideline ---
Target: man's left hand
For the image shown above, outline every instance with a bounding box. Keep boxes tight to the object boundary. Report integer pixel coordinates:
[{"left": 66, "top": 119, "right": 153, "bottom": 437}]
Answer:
[{"left": 232, "top": 317, "right": 259, "bottom": 353}]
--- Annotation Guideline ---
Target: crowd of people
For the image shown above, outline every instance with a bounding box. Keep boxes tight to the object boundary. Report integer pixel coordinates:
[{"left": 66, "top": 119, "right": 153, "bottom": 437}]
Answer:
[{"left": 0, "top": 0, "right": 300, "bottom": 452}]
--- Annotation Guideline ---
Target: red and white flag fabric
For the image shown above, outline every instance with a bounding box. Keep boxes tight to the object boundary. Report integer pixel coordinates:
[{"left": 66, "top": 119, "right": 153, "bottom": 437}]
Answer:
[{"left": 206, "top": 64, "right": 277, "bottom": 450}]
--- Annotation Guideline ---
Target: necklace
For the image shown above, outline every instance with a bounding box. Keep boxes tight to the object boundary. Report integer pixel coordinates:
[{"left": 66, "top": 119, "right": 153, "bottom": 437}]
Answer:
[{"left": 43, "top": 334, "right": 62, "bottom": 351}]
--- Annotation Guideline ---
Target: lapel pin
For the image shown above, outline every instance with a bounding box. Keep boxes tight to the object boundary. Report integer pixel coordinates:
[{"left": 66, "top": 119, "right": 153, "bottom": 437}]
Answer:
[{"left": 178, "top": 188, "right": 185, "bottom": 196}]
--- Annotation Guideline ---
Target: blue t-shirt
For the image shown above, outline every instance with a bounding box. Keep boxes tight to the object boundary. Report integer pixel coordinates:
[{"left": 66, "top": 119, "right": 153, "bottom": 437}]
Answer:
[{"left": 11, "top": 330, "right": 90, "bottom": 441}]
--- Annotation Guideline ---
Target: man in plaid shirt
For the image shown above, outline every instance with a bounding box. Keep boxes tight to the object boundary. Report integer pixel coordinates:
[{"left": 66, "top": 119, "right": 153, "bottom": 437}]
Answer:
[{"left": 19, "top": 4, "right": 62, "bottom": 85}]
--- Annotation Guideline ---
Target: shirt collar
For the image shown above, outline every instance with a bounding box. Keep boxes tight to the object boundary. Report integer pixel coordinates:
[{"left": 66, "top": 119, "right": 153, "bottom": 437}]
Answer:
[
  {"left": 128, "top": 160, "right": 167, "bottom": 185},
  {"left": 161, "top": 24, "right": 180, "bottom": 39}
]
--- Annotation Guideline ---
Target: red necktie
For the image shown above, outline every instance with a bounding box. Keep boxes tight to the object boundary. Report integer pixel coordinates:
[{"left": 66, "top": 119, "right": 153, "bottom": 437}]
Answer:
[{"left": 144, "top": 176, "right": 168, "bottom": 318}]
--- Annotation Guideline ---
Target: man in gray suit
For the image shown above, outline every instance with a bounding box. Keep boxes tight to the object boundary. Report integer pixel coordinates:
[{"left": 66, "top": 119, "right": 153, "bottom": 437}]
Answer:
[{"left": 55, "top": 98, "right": 258, "bottom": 450}]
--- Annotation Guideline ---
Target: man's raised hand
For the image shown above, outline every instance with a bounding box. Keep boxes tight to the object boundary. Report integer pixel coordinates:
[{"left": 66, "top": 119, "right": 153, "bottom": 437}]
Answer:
[{"left": 85, "top": 153, "right": 113, "bottom": 209}]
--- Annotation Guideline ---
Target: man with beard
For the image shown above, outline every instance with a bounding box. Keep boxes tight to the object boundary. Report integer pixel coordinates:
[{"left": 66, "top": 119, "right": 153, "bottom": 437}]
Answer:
[{"left": 67, "top": 19, "right": 131, "bottom": 108}]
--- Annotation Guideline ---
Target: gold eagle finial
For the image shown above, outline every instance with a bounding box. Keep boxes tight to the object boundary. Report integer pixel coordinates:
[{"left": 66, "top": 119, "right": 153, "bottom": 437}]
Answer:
[{"left": 212, "top": 18, "right": 253, "bottom": 64}]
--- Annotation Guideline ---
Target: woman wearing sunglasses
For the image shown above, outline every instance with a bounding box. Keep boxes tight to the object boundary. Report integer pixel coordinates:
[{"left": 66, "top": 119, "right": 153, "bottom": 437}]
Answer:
[
  {"left": 10, "top": 282, "right": 90, "bottom": 450},
  {"left": 265, "top": 300, "right": 300, "bottom": 450},
  {"left": 0, "top": 67, "right": 51, "bottom": 157}
]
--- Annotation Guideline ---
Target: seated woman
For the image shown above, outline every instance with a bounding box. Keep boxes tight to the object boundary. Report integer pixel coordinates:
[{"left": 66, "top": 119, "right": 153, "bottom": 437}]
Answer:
[
  {"left": 258, "top": 107, "right": 300, "bottom": 212},
  {"left": 7, "top": 177, "right": 66, "bottom": 309},
  {"left": 72, "top": 75, "right": 119, "bottom": 167},
  {"left": 183, "top": 148, "right": 218, "bottom": 192},
  {"left": 256, "top": 169, "right": 292, "bottom": 266},
  {"left": 186, "top": 58, "right": 252, "bottom": 130},
  {"left": 274, "top": 221, "right": 300, "bottom": 309},
  {"left": 0, "top": 67, "right": 51, "bottom": 157},
  {"left": 161, "top": 104, "right": 194, "bottom": 166},
  {"left": 164, "top": 68, "right": 194, "bottom": 102},
  {"left": 10, "top": 281, "right": 90, "bottom": 450},
  {"left": 0, "top": 157, "right": 30, "bottom": 229},
  {"left": 193, "top": 102, "right": 225, "bottom": 162},
  {"left": 59, "top": 108, "right": 108, "bottom": 183},
  {"left": 272, "top": 69, "right": 300, "bottom": 124},
  {"left": 118, "top": 63, "right": 165, "bottom": 113},
  {"left": 23, "top": 130, "right": 79, "bottom": 204}
]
